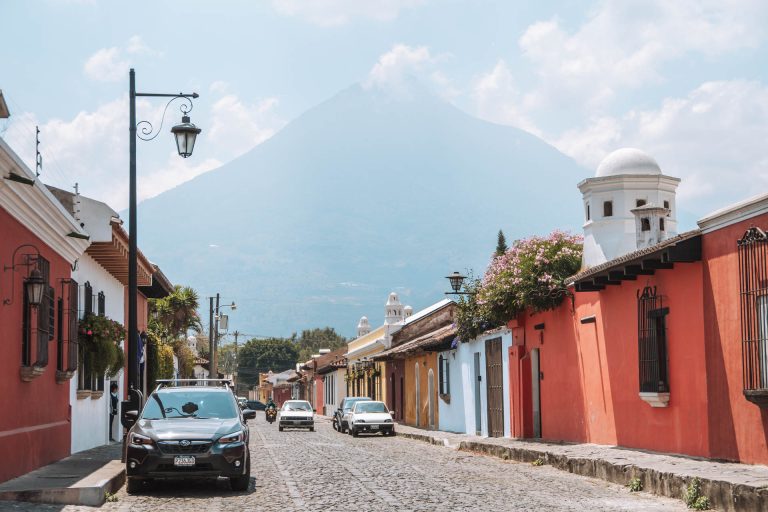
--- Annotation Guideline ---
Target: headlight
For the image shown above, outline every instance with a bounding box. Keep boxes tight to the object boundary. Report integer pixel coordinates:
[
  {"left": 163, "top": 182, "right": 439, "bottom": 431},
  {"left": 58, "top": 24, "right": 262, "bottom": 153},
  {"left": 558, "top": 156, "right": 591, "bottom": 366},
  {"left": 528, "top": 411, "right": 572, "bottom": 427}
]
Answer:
[
  {"left": 130, "top": 432, "right": 153, "bottom": 446},
  {"left": 355, "top": 419, "right": 365, "bottom": 423},
  {"left": 218, "top": 430, "right": 244, "bottom": 444},
  {"left": 384, "top": 419, "right": 393, "bottom": 423}
]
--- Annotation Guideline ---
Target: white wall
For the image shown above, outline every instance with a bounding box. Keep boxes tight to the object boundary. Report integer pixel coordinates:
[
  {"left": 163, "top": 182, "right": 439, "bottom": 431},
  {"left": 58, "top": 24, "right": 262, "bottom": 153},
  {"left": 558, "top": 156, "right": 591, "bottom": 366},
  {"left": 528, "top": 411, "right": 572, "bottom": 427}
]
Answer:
[
  {"left": 69, "top": 253, "right": 125, "bottom": 453},
  {"left": 437, "top": 330, "right": 513, "bottom": 437}
]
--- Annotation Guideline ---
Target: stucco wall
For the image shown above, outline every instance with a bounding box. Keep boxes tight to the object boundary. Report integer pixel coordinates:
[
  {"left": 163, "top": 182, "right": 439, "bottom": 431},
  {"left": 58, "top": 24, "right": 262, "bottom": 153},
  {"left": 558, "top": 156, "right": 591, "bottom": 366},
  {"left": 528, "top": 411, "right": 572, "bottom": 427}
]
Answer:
[
  {"left": 0, "top": 207, "right": 73, "bottom": 483},
  {"left": 404, "top": 353, "right": 440, "bottom": 429},
  {"left": 69, "top": 253, "right": 125, "bottom": 453}
]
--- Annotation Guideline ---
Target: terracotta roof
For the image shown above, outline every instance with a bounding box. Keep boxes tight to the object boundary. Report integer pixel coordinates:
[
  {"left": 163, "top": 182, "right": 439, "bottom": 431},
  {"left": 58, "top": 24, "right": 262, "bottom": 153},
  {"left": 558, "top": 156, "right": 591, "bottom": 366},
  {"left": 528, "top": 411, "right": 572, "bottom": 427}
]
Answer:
[
  {"left": 316, "top": 346, "right": 348, "bottom": 374},
  {"left": 568, "top": 229, "right": 702, "bottom": 285},
  {"left": 374, "top": 323, "right": 456, "bottom": 361}
]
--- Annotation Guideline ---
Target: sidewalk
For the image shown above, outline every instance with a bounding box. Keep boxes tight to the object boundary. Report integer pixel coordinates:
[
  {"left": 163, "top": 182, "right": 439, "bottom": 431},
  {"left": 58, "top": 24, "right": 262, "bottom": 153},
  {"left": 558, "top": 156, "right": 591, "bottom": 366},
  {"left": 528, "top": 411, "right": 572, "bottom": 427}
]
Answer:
[
  {"left": 0, "top": 442, "right": 124, "bottom": 507},
  {"left": 394, "top": 423, "right": 768, "bottom": 512}
]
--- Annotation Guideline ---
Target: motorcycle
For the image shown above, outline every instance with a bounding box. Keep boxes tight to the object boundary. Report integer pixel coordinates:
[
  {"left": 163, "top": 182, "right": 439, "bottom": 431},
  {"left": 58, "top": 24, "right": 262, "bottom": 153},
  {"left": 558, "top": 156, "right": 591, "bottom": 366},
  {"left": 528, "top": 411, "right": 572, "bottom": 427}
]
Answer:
[{"left": 265, "top": 408, "right": 277, "bottom": 424}]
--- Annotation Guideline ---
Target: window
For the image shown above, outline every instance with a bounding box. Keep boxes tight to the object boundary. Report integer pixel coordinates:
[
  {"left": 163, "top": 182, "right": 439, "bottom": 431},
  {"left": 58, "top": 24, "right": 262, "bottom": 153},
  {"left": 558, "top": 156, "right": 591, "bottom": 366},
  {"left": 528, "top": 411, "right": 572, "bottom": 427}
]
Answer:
[
  {"left": 603, "top": 201, "right": 613, "bottom": 217},
  {"left": 638, "top": 286, "right": 669, "bottom": 393},
  {"left": 97, "top": 291, "right": 105, "bottom": 316},
  {"left": 664, "top": 200, "right": 670, "bottom": 210},
  {"left": 738, "top": 227, "right": 768, "bottom": 401},
  {"left": 636, "top": 199, "right": 647, "bottom": 207},
  {"left": 641, "top": 218, "right": 651, "bottom": 231},
  {"left": 66, "top": 280, "right": 79, "bottom": 372},
  {"left": 84, "top": 282, "right": 93, "bottom": 316},
  {"left": 586, "top": 203, "right": 590, "bottom": 221},
  {"left": 22, "top": 256, "right": 52, "bottom": 368},
  {"left": 438, "top": 354, "right": 450, "bottom": 396},
  {"left": 660, "top": 218, "right": 665, "bottom": 231}
]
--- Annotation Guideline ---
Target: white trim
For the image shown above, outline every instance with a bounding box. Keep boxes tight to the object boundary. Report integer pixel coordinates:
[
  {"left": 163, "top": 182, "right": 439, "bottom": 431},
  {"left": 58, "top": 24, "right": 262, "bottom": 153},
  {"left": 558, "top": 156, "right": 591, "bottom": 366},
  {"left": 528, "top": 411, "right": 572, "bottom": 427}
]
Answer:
[
  {"left": 0, "top": 137, "right": 89, "bottom": 262},
  {"left": 639, "top": 392, "right": 670, "bottom": 408},
  {"left": 697, "top": 192, "right": 768, "bottom": 234}
]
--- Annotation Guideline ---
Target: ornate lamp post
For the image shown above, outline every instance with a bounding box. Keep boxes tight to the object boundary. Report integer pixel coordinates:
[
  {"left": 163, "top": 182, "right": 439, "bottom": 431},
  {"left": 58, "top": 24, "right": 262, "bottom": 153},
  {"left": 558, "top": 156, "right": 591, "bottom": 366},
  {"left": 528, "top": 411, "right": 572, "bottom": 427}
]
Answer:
[
  {"left": 445, "top": 271, "right": 468, "bottom": 295},
  {"left": 128, "top": 68, "right": 200, "bottom": 395}
]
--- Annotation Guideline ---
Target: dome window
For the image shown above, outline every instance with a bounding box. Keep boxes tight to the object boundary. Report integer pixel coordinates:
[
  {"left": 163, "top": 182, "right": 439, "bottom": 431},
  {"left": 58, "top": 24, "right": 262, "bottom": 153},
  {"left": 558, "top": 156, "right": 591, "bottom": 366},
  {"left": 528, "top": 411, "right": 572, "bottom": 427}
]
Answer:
[
  {"left": 641, "top": 218, "right": 651, "bottom": 232},
  {"left": 660, "top": 218, "right": 665, "bottom": 232},
  {"left": 603, "top": 201, "right": 613, "bottom": 217},
  {"left": 586, "top": 203, "right": 591, "bottom": 221},
  {"left": 636, "top": 199, "right": 646, "bottom": 207}
]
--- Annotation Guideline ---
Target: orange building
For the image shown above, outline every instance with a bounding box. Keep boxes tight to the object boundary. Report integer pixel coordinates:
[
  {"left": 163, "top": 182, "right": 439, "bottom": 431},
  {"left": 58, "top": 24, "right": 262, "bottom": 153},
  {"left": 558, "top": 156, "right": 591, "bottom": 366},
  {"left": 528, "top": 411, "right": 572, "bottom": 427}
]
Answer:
[{"left": 509, "top": 193, "right": 768, "bottom": 464}]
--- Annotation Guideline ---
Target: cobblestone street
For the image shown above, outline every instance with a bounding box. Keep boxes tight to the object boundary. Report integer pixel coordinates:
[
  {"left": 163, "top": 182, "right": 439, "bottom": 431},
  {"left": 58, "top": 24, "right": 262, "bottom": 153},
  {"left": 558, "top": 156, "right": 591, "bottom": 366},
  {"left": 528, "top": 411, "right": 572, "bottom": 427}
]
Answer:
[{"left": 1, "top": 416, "right": 689, "bottom": 512}]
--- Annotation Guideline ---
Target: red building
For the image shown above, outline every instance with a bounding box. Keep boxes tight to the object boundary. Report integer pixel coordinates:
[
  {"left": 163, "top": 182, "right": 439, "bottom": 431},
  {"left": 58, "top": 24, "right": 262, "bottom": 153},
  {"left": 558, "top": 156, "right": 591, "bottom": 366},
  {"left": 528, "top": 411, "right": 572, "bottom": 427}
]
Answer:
[
  {"left": 509, "top": 193, "right": 768, "bottom": 464},
  {"left": 0, "top": 136, "right": 90, "bottom": 483}
]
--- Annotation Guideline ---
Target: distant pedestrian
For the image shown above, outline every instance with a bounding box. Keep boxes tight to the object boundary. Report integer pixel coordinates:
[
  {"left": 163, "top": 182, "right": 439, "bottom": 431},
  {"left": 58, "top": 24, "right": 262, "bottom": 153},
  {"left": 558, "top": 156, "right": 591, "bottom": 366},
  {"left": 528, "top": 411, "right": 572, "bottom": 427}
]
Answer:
[{"left": 109, "top": 383, "right": 118, "bottom": 441}]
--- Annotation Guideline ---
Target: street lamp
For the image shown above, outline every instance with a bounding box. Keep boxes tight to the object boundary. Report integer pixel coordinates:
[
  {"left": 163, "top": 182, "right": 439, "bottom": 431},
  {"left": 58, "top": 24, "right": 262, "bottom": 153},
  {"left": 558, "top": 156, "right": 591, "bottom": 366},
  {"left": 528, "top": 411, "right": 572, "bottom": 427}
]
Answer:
[
  {"left": 25, "top": 268, "right": 45, "bottom": 307},
  {"left": 128, "top": 68, "right": 200, "bottom": 395},
  {"left": 445, "top": 271, "right": 467, "bottom": 295}
]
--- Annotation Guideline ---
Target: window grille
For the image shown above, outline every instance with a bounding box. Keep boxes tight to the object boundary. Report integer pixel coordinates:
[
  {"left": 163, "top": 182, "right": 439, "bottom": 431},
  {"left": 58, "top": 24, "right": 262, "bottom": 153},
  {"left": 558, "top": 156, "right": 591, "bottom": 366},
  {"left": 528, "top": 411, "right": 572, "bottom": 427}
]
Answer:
[
  {"left": 637, "top": 286, "right": 670, "bottom": 393},
  {"left": 438, "top": 354, "right": 450, "bottom": 395},
  {"left": 738, "top": 227, "right": 768, "bottom": 392},
  {"left": 57, "top": 298, "right": 64, "bottom": 371},
  {"left": 67, "top": 280, "right": 79, "bottom": 372},
  {"left": 97, "top": 291, "right": 105, "bottom": 316},
  {"left": 84, "top": 282, "right": 93, "bottom": 316},
  {"left": 21, "top": 256, "right": 52, "bottom": 368}
]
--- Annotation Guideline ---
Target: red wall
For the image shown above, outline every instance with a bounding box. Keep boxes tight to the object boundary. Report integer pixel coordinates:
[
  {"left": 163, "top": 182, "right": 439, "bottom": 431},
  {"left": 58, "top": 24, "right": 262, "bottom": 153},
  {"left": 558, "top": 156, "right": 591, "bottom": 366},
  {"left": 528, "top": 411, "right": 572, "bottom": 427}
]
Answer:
[
  {"left": 702, "top": 216, "right": 768, "bottom": 464},
  {"left": 509, "top": 216, "right": 768, "bottom": 463},
  {"left": 0, "top": 207, "right": 72, "bottom": 483},
  {"left": 313, "top": 374, "right": 324, "bottom": 413}
]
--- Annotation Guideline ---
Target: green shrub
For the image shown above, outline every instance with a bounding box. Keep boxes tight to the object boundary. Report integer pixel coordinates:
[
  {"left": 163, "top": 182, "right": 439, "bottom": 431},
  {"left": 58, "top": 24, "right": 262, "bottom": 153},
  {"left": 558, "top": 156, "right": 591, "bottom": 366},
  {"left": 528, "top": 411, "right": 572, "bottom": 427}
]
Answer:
[
  {"left": 683, "top": 478, "right": 709, "bottom": 510},
  {"left": 627, "top": 477, "right": 643, "bottom": 492}
]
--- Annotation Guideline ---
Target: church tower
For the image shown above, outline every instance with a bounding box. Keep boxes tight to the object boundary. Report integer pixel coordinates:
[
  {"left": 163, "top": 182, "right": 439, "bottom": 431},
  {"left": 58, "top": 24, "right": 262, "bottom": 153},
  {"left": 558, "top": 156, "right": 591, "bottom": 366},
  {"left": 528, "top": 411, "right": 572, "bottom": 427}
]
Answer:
[{"left": 578, "top": 148, "right": 680, "bottom": 268}]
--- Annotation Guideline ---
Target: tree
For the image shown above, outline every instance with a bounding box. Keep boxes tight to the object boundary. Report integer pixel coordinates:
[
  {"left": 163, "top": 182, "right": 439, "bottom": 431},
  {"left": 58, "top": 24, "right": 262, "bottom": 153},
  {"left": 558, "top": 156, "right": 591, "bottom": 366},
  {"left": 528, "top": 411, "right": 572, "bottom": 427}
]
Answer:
[
  {"left": 218, "top": 343, "right": 237, "bottom": 376},
  {"left": 237, "top": 337, "right": 299, "bottom": 387},
  {"left": 149, "top": 285, "right": 202, "bottom": 343},
  {"left": 295, "top": 327, "right": 346, "bottom": 362},
  {"left": 496, "top": 229, "right": 508, "bottom": 256}
]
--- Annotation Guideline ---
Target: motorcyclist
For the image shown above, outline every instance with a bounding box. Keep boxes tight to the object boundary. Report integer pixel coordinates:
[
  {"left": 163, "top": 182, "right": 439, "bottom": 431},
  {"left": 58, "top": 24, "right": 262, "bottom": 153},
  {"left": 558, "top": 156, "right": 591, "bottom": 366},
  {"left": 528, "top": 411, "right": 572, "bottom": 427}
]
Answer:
[{"left": 266, "top": 398, "right": 276, "bottom": 411}]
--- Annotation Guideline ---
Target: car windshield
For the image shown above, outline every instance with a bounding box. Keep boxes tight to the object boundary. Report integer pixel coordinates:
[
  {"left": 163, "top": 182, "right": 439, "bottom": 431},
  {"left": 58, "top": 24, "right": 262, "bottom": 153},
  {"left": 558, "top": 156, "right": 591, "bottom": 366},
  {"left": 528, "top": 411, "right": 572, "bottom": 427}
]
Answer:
[
  {"left": 141, "top": 390, "right": 238, "bottom": 420},
  {"left": 355, "top": 402, "right": 388, "bottom": 413},
  {"left": 343, "top": 398, "right": 370, "bottom": 411},
  {"left": 282, "top": 401, "right": 311, "bottom": 411}
]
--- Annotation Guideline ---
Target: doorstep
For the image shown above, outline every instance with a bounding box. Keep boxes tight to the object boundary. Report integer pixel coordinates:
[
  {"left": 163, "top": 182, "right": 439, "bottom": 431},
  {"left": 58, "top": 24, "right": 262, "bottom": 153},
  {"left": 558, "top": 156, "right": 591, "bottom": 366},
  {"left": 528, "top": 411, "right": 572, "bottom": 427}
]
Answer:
[
  {"left": 395, "top": 424, "right": 768, "bottom": 512},
  {"left": 0, "top": 442, "right": 124, "bottom": 507}
]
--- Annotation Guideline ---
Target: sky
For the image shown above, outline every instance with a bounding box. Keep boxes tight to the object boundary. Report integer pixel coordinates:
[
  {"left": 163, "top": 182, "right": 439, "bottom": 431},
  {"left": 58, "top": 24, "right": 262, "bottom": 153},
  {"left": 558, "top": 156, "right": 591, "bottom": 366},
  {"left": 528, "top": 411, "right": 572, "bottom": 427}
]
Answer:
[{"left": 1, "top": 0, "right": 767, "bottom": 219}]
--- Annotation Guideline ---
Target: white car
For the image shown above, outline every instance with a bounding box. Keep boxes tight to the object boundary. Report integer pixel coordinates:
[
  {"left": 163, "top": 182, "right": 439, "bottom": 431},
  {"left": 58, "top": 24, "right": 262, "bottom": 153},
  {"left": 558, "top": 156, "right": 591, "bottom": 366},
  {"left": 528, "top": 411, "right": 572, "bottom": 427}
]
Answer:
[
  {"left": 278, "top": 400, "right": 315, "bottom": 432},
  {"left": 348, "top": 400, "right": 395, "bottom": 437}
]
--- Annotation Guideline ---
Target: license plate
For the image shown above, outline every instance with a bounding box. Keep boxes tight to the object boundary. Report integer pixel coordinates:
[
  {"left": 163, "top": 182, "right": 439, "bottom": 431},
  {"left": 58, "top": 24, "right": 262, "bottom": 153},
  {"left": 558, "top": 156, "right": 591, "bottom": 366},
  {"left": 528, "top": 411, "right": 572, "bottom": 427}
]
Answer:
[
  {"left": 370, "top": 425, "right": 379, "bottom": 430},
  {"left": 174, "top": 456, "right": 195, "bottom": 467}
]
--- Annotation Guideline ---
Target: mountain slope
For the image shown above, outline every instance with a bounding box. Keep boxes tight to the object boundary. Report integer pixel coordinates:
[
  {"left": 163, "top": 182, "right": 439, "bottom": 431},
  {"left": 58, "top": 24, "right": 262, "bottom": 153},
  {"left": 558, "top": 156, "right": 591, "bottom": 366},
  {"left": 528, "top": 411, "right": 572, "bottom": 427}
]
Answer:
[{"left": 135, "top": 84, "right": 589, "bottom": 337}]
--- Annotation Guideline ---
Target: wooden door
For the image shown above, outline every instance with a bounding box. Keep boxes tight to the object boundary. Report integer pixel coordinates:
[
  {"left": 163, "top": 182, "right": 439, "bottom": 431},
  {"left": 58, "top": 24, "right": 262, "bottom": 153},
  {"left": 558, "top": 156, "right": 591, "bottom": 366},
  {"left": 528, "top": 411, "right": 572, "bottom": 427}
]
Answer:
[{"left": 485, "top": 337, "right": 504, "bottom": 438}]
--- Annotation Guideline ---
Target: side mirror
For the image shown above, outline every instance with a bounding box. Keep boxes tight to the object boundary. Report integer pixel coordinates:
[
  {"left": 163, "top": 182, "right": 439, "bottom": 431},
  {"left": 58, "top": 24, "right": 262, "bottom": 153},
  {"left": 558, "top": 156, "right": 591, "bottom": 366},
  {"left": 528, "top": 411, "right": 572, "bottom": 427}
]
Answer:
[
  {"left": 123, "top": 410, "right": 138, "bottom": 429},
  {"left": 313, "top": 409, "right": 317, "bottom": 413},
  {"left": 243, "top": 409, "right": 256, "bottom": 420}
]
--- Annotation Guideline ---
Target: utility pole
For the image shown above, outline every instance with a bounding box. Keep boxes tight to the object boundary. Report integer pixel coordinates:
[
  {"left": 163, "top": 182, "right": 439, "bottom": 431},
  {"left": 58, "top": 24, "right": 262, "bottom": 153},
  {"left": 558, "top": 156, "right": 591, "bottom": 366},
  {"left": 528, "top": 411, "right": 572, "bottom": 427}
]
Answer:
[
  {"left": 208, "top": 296, "right": 214, "bottom": 378},
  {"left": 233, "top": 330, "right": 240, "bottom": 391},
  {"left": 212, "top": 293, "right": 220, "bottom": 378}
]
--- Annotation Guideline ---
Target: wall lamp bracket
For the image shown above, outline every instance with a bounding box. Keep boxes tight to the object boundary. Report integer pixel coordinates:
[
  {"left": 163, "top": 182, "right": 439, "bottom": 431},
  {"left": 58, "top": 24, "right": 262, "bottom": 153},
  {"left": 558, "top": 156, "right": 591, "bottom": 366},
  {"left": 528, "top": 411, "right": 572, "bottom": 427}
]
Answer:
[
  {"left": 580, "top": 315, "right": 597, "bottom": 324},
  {"left": 2, "top": 244, "right": 42, "bottom": 306}
]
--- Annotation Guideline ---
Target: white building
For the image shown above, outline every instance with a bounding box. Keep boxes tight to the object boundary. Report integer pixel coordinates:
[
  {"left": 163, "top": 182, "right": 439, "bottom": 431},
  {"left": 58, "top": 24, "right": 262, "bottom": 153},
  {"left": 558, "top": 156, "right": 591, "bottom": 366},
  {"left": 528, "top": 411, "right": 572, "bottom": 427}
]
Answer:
[
  {"left": 578, "top": 148, "right": 680, "bottom": 268},
  {"left": 437, "top": 328, "right": 514, "bottom": 437}
]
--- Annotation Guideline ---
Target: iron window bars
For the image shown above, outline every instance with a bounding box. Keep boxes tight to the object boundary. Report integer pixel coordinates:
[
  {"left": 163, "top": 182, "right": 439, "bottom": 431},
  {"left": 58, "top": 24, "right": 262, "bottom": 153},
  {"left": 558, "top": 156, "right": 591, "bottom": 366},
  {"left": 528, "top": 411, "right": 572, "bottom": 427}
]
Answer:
[
  {"left": 738, "top": 227, "right": 768, "bottom": 405},
  {"left": 21, "top": 255, "right": 52, "bottom": 368},
  {"left": 637, "top": 285, "right": 670, "bottom": 393}
]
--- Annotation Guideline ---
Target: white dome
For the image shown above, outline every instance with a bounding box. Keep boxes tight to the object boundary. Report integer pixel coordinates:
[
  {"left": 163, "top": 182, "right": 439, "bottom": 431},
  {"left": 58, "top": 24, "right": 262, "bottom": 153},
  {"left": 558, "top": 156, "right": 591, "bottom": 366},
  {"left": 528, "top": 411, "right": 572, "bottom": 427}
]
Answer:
[
  {"left": 386, "top": 292, "right": 400, "bottom": 306},
  {"left": 595, "top": 148, "right": 661, "bottom": 177}
]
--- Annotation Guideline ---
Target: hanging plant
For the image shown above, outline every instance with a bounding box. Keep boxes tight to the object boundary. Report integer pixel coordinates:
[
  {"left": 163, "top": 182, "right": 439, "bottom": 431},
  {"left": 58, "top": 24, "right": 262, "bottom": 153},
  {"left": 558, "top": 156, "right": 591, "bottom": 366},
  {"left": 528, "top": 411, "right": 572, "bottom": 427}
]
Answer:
[
  {"left": 79, "top": 314, "right": 126, "bottom": 379},
  {"left": 456, "top": 230, "right": 583, "bottom": 342}
]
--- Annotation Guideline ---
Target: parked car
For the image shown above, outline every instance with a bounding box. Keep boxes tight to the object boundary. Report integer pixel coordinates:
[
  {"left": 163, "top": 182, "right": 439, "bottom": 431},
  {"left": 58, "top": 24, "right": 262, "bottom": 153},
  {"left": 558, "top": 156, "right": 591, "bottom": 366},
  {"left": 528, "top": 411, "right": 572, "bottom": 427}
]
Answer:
[
  {"left": 245, "top": 400, "right": 266, "bottom": 411},
  {"left": 347, "top": 400, "right": 395, "bottom": 437},
  {"left": 335, "top": 396, "right": 372, "bottom": 433},
  {"left": 278, "top": 400, "right": 315, "bottom": 431},
  {"left": 123, "top": 381, "right": 256, "bottom": 493},
  {"left": 237, "top": 397, "right": 247, "bottom": 409}
]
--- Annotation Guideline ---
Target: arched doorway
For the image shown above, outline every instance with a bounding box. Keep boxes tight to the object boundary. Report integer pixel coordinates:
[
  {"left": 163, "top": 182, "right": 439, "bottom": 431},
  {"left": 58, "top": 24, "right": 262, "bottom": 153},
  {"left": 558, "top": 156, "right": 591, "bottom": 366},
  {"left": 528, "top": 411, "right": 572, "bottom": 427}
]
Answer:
[
  {"left": 428, "top": 368, "right": 435, "bottom": 429},
  {"left": 414, "top": 363, "right": 421, "bottom": 426}
]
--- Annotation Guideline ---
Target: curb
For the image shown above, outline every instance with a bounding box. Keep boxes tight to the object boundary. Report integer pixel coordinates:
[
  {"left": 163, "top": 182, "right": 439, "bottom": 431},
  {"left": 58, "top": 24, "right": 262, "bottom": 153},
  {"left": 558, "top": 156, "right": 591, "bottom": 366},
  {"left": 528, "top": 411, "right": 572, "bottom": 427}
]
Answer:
[
  {"left": 400, "top": 432, "right": 768, "bottom": 512},
  {"left": 0, "top": 461, "right": 125, "bottom": 507}
]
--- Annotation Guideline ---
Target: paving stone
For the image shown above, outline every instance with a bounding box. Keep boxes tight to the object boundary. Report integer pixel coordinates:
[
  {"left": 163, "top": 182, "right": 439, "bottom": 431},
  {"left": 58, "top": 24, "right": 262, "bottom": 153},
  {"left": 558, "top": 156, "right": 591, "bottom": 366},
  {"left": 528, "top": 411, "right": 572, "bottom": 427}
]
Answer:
[{"left": 0, "top": 417, "right": 687, "bottom": 511}]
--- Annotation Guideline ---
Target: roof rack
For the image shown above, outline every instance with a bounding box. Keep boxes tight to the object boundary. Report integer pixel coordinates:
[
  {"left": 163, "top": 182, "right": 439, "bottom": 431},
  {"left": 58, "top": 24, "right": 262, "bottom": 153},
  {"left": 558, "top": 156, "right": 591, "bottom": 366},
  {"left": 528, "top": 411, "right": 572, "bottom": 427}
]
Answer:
[{"left": 155, "top": 379, "right": 234, "bottom": 390}]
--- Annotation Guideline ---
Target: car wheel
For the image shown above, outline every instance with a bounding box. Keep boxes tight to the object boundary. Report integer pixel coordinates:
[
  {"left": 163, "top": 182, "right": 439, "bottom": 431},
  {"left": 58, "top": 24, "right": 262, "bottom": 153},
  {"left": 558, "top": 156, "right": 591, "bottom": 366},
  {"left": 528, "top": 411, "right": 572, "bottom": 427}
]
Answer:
[
  {"left": 391, "top": 430, "right": 396, "bottom": 436},
  {"left": 279, "top": 426, "right": 284, "bottom": 432},
  {"left": 352, "top": 428, "right": 359, "bottom": 437},
  {"left": 126, "top": 477, "right": 145, "bottom": 494},
  {"left": 230, "top": 456, "right": 250, "bottom": 492},
  {"left": 309, "top": 426, "right": 314, "bottom": 432}
]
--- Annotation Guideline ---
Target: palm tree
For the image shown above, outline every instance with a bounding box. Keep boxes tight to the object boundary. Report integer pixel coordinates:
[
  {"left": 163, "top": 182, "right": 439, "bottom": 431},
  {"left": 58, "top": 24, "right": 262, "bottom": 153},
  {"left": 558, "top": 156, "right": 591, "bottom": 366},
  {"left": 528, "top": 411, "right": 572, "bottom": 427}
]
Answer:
[{"left": 149, "top": 285, "right": 202, "bottom": 342}]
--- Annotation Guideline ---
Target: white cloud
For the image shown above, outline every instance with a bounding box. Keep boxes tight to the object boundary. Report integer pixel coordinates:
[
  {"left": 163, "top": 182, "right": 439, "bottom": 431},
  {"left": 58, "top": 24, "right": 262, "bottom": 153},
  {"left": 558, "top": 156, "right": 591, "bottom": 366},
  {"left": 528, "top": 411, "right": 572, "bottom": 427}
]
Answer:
[
  {"left": 364, "top": 44, "right": 455, "bottom": 99},
  {"left": 271, "top": 0, "right": 425, "bottom": 26},
  {"left": 83, "top": 36, "right": 158, "bottom": 82},
  {"left": 208, "top": 94, "right": 283, "bottom": 159},
  {"left": 553, "top": 80, "right": 768, "bottom": 209},
  {"left": 1, "top": 81, "right": 284, "bottom": 210},
  {"left": 471, "top": 60, "right": 541, "bottom": 136},
  {"left": 518, "top": 0, "right": 768, "bottom": 112}
]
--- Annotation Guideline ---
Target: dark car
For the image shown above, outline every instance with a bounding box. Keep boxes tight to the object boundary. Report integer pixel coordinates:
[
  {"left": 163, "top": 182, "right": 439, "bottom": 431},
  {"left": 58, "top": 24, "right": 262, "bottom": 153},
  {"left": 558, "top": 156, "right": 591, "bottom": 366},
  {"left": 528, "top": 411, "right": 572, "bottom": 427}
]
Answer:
[
  {"left": 245, "top": 400, "right": 266, "bottom": 411},
  {"left": 123, "top": 382, "right": 256, "bottom": 493},
  {"left": 333, "top": 396, "right": 372, "bottom": 433}
]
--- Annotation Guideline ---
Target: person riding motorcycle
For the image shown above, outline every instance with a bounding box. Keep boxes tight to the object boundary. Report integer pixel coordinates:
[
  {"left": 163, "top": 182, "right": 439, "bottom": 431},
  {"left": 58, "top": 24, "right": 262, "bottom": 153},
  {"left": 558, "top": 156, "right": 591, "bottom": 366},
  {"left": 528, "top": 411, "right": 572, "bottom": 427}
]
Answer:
[{"left": 265, "top": 398, "right": 277, "bottom": 423}]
